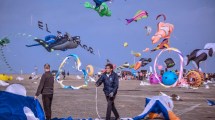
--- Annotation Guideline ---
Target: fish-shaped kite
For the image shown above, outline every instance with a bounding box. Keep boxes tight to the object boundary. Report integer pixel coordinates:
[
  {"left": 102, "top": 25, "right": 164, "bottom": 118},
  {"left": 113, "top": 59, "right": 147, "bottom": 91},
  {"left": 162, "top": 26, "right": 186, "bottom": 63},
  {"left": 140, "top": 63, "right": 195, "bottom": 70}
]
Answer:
[{"left": 126, "top": 10, "right": 148, "bottom": 25}]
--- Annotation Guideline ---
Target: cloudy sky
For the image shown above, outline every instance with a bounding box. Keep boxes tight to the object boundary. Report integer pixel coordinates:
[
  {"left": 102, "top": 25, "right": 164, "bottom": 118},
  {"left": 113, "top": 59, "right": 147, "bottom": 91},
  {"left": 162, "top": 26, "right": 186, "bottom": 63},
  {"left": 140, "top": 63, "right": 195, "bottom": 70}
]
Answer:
[{"left": 0, "top": 0, "right": 215, "bottom": 74}]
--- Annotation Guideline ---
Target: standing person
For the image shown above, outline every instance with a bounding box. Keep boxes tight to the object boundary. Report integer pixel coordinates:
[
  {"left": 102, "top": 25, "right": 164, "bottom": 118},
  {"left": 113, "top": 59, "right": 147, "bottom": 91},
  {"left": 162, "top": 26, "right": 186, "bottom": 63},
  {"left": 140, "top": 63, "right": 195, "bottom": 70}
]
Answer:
[
  {"left": 62, "top": 70, "right": 66, "bottom": 80},
  {"left": 139, "top": 72, "right": 143, "bottom": 80},
  {"left": 35, "top": 64, "right": 54, "bottom": 120},
  {"left": 95, "top": 63, "right": 120, "bottom": 120},
  {"left": 121, "top": 72, "right": 125, "bottom": 80}
]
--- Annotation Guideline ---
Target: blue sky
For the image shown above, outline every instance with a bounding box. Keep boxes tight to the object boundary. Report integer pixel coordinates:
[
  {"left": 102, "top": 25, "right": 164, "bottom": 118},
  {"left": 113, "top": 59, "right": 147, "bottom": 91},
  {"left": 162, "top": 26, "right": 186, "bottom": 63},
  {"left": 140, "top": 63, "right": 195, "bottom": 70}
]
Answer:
[{"left": 0, "top": 0, "right": 215, "bottom": 74}]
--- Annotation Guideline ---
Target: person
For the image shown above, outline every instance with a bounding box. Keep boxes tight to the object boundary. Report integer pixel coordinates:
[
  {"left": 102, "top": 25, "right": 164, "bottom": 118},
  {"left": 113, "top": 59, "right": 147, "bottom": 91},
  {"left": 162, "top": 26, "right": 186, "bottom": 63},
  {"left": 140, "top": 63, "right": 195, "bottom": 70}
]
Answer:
[
  {"left": 62, "top": 70, "right": 66, "bottom": 80},
  {"left": 35, "top": 64, "right": 54, "bottom": 120},
  {"left": 139, "top": 72, "right": 143, "bottom": 80},
  {"left": 95, "top": 63, "right": 120, "bottom": 120}
]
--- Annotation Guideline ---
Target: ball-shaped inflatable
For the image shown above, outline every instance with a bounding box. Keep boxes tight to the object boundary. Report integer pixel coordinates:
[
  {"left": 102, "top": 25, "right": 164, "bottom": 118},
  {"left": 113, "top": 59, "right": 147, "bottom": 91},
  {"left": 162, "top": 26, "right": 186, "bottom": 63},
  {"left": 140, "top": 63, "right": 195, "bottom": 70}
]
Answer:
[{"left": 162, "top": 71, "right": 178, "bottom": 85}]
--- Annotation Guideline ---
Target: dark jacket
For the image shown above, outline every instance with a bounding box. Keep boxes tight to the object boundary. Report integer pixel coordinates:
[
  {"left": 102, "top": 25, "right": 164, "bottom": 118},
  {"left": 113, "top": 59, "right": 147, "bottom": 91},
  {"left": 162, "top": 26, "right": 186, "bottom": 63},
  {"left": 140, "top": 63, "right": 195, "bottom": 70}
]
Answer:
[
  {"left": 96, "top": 72, "right": 119, "bottom": 96},
  {"left": 35, "top": 71, "right": 54, "bottom": 96}
]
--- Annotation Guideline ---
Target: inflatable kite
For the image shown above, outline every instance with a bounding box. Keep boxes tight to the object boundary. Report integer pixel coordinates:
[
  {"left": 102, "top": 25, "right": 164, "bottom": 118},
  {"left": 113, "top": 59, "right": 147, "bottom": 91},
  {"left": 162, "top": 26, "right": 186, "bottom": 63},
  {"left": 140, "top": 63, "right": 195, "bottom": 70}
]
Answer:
[
  {"left": 150, "top": 74, "right": 161, "bottom": 84},
  {"left": 84, "top": 2, "right": 111, "bottom": 17},
  {"left": 86, "top": 65, "right": 94, "bottom": 76},
  {"left": 115, "top": 62, "right": 130, "bottom": 71},
  {"left": 0, "top": 37, "right": 10, "bottom": 46},
  {"left": 162, "top": 71, "right": 178, "bottom": 86},
  {"left": 126, "top": 10, "right": 148, "bottom": 25},
  {"left": 27, "top": 35, "right": 80, "bottom": 52},
  {"left": 151, "top": 22, "right": 174, "bottom": 44},
  {"left": 0, "top": 80, "right": 9, "bottom": 86},
  {"left": 133, "top": 96, "right": 180, "bottom": 120},
  {"left": 134, "top": 61, "right": 142, "bottom": 70},
  {"left": 151, "top": 39, "right": 170, "bottom": 52},
  {"left": 0, "top": 84, "right": 45, "bottom": 120},
  {"left": 0, "top": 74, "right": 13, "bottom": 81},
  {"left": 156, "top": 14, "right": 166, "bottom": 21},
  {"left": 164, "top": 58, "right": 175, "bottom": 68},
  {"left": 186, "top": 70, "right": 204, "bottom": 87},
  {"left": 134, "top": 58, "right": 152, "bottom": 70},
  {"left": 27, "top": 33, "right": 95, "bottom": 54},
  {"left": 185, "top": 43, "right": 214, "bottom": 68},
  {"left": 145, "top": 26, "right": 152, "bottom": 36}
]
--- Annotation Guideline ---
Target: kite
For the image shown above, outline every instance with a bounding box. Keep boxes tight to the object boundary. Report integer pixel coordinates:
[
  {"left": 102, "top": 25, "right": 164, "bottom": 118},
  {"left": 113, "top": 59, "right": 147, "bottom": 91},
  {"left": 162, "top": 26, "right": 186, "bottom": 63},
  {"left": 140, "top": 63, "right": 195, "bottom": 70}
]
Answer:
[
  {"left": 55, "top": 54, "right": 88, "bottom": 89},
  {"left": 0, "top": 37, "right": 10, "bottom": 46},
  {"left": 151, "top": 22, "right": 174, "bottom": 44},
  {"left": 134, "top": 58, "right": 152, "bottom": 70},
  {"left": 157, "top": 65, "right": 163, "bottom": 70},
  {"left": 93, "top": 0, "right": 112, "bottom": 9},
  {"left": 26, "top": 33, "right": 95, "bottom": 54},
  {"left": 186, "top": 70, "right": 204, "bottom": 88},
  {"left": 154, "top": 48, "right": 184, "bottom": 88},
  {"left": 84, "top": 2, "right": 111, "bottom": 17},
  {"left": 164, "top": 58, "right": 175, "bottom": 68},
  {"left": 126, "top": 10, "right": 148, "bottom": 25},
  {"left": 133, "top": 96, "right": 179, "bottom": 120},
  {"left": 0, "top": 39, "right": 14, "bottom": 72},
  {"left": 0, "top": 74, "right": 13, "bottom": 81},
  {"left": 185, "top": 43, "right": 214, "bottom": 68},
  {"left": 162, "top": 71, "right": 178, "bottom": 86},
  {"left": 131, "top": 51, "right": 141, "bottom": 57},
  {"left": 0, "top": 85, "right": 45, "bottom": 120},
  {"left": 134, "top": 61, "right": 141, "bottom": 70},
  {"left": 86, "top": 65, "right": 94, "bottom": 76},
  {"left": 123, "top": 42, "right": 128, "bottom": 47},
  {"left": 29, "top": 35, "right": 80, "bottom": 52},
  {"left": 156, "top": 14, "right": 166, "bottom": 21},
  {"left": 150, "top": 74, "right": 161, "bottom": 84},
  {"left": 139, "top": 58, "right": 152, "bottom": 67},
  {"left": 151, "top": 39, "right": 170, "bottom": 52},
  {"left": 145, "top": 26, "right": 152, "bottom": 36},
  {"left": 206, "top": 99, "right": 215, "bottom": 106},
  {"left": 143, "top": 48, "right": 150, "bottom": 52}
]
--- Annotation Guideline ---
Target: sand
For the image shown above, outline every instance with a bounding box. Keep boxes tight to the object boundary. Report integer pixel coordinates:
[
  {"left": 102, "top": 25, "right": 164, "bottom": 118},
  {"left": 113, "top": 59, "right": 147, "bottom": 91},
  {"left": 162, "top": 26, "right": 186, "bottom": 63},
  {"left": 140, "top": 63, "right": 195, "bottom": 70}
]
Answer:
[{"left": 1, "top": 74, "right": 215, "bottom": 120}]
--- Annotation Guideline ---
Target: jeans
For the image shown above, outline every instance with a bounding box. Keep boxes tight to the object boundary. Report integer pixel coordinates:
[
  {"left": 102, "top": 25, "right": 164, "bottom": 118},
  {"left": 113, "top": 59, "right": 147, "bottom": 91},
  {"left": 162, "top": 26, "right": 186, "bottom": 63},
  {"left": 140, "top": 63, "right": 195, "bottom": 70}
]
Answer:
[
  {"left": 42, "top": 94, "right": 53, "bottom": 120},
  {"left": 106, "top": 96, "right": 119, "bottom": 120}
]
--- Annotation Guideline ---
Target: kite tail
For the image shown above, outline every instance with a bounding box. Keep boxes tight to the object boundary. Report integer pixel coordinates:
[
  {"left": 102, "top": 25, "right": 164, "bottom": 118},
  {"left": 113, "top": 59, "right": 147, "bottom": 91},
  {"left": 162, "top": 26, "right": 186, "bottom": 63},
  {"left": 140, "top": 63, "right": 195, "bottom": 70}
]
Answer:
[{"left": 125, "top": 18, "right": 134, "bottom": 24}]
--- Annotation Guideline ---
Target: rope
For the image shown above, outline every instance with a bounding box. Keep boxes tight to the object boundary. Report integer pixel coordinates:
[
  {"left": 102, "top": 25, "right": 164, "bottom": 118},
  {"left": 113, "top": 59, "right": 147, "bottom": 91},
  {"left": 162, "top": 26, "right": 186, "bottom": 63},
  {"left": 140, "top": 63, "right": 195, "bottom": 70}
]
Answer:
[{"left": 95, "top": 87, "right": 101, "bottom": 119}]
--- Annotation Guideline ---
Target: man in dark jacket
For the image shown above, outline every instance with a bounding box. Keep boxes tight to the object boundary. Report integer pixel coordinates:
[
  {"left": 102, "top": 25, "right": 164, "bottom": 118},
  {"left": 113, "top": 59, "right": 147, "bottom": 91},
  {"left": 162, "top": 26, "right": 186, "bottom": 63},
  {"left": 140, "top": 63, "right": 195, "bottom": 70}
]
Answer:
[
  {"left": 35, "top": 64, "right": 54, "bottom": 120},
  {"left": 96, "top": 63, "right": 120, "bottom": 120}
]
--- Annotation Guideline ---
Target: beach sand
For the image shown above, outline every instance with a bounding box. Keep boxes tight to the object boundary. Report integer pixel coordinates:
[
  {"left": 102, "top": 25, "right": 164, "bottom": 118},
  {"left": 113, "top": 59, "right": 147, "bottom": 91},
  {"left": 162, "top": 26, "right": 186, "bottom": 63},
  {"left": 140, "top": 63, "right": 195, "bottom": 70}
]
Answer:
[{"left": 1, "top": 74, "right": 215, "bottom": 120}]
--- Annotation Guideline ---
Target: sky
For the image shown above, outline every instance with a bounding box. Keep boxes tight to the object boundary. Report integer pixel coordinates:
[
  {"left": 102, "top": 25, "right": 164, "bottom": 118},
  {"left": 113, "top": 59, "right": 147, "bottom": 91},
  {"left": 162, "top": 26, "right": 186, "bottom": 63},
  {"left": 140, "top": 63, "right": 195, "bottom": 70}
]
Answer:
[{"left": 0, "top": 0, "right": 215, "bottom": 74}]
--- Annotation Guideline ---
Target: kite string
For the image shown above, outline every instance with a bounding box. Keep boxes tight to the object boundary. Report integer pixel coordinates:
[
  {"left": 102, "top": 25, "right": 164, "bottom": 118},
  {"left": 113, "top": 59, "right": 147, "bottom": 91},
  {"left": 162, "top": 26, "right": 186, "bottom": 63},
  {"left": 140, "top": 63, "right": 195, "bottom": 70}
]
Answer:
[{"left": 96, "top": 87, "right": 101, "bottom": 119}]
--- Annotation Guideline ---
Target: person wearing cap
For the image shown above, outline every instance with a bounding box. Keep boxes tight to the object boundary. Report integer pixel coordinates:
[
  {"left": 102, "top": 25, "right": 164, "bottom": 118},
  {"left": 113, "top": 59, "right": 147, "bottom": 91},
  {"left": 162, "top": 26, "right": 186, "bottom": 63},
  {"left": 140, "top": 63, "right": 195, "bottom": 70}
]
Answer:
[
  {"left": 95, "top": 63, "right": 120, "bottom": 120},
  {"left": 35, "top": 64, "right": 54, "bottom": 120}
]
